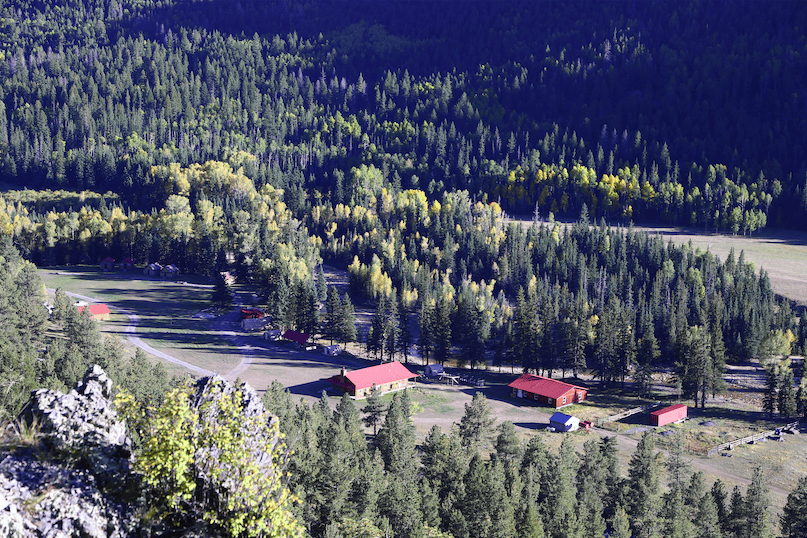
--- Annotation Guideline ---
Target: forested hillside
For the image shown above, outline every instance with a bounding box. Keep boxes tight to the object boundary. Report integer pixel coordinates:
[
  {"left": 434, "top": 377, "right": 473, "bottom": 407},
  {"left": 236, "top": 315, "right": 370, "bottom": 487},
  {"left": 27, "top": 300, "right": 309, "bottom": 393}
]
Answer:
[
  {"left": 1, "top": 0, "right": 806, "bottom": 229},
  {"left": 3, "top": 1, "right": 807, "bottom": 536}
]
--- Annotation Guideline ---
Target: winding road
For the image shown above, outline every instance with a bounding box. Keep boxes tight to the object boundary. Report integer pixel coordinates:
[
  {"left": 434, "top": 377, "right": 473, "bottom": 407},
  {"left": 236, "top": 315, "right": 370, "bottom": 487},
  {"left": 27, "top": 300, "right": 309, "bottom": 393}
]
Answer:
[{"left": 52, "top": 289, "right": 248, "bottom": 378}]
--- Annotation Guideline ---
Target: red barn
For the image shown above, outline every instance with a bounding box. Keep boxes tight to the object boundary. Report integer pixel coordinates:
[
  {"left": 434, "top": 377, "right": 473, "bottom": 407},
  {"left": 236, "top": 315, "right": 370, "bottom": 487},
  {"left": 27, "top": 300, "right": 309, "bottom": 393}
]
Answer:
[
  {"left": 508, "top": 374, "right": 588, "bottom": 408},
  {"left": 100, "top": 257, "right": 115, "bottom": 272},
  {"left": 78, "top": 304, "right": 111, "bottom": 321},
  {"left": 328, "top": 361, "right": 417, "bottom": 398},
  {"left": 650, "top": 404, "right": 687, "bottom": 427},
  {"left": 120, "top": 257, "right": 135, "bottom": 271}
]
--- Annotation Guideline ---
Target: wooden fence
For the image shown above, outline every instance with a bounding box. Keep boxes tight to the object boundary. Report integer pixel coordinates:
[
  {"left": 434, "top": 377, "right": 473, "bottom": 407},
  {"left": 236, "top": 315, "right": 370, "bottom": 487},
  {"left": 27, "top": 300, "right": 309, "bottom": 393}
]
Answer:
[
  {"left": 706, "top": 421, "right": 801, "bottom": 456},
  {"left": 596, "top": 402, "right": 660, "bottom": 427}
]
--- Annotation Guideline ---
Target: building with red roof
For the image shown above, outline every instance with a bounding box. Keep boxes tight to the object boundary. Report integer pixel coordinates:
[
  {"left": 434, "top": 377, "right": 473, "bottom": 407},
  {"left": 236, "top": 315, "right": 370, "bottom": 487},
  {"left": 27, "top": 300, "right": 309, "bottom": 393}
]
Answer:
[
  {"left": 77, "top": 304, "right": 111, "bottom": 321},
  {"left": 508, "top": 373, "right": 588, "bottom": 408},
  {"left": 283, "top": 330, "right": 310, "bottom": 346},
  {"left": 120, "top": 257, "right": 135, "bottom": 271},
  {"left": 650, "top": 403, "right": 687, "bottom": 427},
  {"left": 328, "top": 361, "right": 417, "bottom": 398},
  {"left": 100, "top": 257, "right": 115, "bottom": 272}
]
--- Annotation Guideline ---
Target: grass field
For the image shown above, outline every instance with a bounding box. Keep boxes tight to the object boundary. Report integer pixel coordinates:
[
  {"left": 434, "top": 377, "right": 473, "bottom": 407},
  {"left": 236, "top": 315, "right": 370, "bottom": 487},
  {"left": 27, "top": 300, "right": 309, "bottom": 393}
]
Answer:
[{"left": 38, "top": 267, "right": 242, "bottom": 376}]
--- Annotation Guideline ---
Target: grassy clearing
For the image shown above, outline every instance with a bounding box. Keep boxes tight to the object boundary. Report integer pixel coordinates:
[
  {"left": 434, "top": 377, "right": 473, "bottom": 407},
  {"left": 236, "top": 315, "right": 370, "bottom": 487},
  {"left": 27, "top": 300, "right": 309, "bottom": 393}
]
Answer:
[{"left": 38, "top": 266, "right": 240, "bottom": 375}]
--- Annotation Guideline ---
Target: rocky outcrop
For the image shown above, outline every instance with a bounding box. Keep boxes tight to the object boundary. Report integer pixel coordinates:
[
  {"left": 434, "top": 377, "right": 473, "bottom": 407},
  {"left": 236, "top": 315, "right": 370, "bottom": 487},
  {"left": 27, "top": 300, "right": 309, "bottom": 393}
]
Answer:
[{"left": 0, "top": 366, "right": 137, "bottom": 537}]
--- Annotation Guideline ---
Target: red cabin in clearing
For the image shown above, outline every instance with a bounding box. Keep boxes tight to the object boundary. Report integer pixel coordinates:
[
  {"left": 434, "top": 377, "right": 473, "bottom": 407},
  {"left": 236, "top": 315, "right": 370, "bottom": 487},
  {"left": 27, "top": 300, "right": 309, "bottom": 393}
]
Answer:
[
  {"left": 650, "top": 404, "right": 688, "bottom": 427},
  {"left": 508, "top": 374, "right": 588, "bottom": 408}
]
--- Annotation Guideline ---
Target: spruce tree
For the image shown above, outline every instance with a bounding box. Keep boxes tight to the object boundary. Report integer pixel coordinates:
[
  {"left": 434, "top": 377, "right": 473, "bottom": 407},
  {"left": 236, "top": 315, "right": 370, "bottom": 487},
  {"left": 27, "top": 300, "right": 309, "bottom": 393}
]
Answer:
[
  {"left": 316, "top": 264, "right": 327, "bottom": 302},
  {"left": 458, "top": 392, "right": 496, "bottom": 453},
  {"left": 781, "top": 476, "right": 807, "bottom": 538},
  {"left": 339, "top": 293, "right": 358, "bottom": 345},
  {"left": 609, "top": 504, "right": 632, "bottom": 538},
  {"left": 322, "top": 286, "right": 340, "bottom": 344},
  {"left": 744, "top": 467, "right": 772, "bottom": 538},
  {"left": 778, "top": 364, "right": 797, "bottom": 417},
  {"left": 361, "top": 385, "right": 386, "bottom": 438},
  {"left": 763, "top": 365, "right": 779, "bottom": 417},
  {"left": 627, "top": 432, "right": 663, "bottom": 538}
]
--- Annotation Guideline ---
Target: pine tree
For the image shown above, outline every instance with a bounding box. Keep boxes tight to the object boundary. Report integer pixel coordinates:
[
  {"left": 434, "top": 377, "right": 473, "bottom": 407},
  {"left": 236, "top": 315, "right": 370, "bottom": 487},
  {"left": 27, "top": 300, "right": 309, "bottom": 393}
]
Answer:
[
  {"left": 763, "top": 365, "right": 779, "bottom": 417},
  {"left": 724, "top": 486, "right": 745, "bottom": 538},
  {"left": 609, "top": 504, "right": 632, "bottom": 538},
  {"left": 666, "top": 431, "right": 691, "bottom": 487},
  {"left": 662, "top": 482, "right": 694, "bottom": 538},
  {"left": 493, "top": 421, "right": 522, "bottom": 470},
  {"left": 628, "top": 432, "right": 663, "bottom": 538},
  {"left": 744, "top": 467, "right": 772, "bottom": 538},
  {"left": 578, "top": 480, "right": 606, "bottom": 538},
  {"left": 781, "top": 476, "right": 807, "bottom": 538},
  {"left": 322, "top": 286, "right": 341, "bottom": 344},
  {"left": 418, "top": 298, "right": 435, "bottom": 364},
  {"left": 461, "top": 454, "right": 492, "bottom": 538},
  {"left": 694, "top": 491, "right": 723, "bottom": 538},
  {"left": 295, "top": 281, "right": 319, "bottom": 336},
  {"left": 518, "top": 503, "right": 545, "bottom": 538},
  {"left": 361, "top": 385, "right": 386, "bottom": 438},
  {"left": 545, "top": 436, "right": 581, "bottom": 538},
  {"left": 434, "top": 295, "right": 453, "bottom": 365},
  {"left": 397, "top": 295, "right": 413, "bottom": 363},
  {"left": 778, "top": 364, "right": 797, "bottom": 417},
  {"left": 316, "top": 264, "right": 328, "bottom": 302},
  {"left": 458, "top": 392, "right": 496, "bottom": 453},
  {"left": 339, "top": 293, "right": 358, "bottom": 345}
]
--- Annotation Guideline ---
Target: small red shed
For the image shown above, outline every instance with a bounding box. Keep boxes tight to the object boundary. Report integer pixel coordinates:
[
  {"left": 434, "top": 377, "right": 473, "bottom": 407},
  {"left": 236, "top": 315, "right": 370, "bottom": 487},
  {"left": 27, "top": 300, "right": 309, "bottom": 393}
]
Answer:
[
  {"left": 283, "top": 330, "right": 310, "bottom": 346},
  {"left": 78, "top": 304, "right": 111, "bottom": 321},
  {"left": 100, "top": 257, "right": 115, "bottom": 272},
  {"left": 508, "top": 374, "right": 588, "bottom": 408},
  {"left": 650, "top": 404, "right": 687, "bottom": 427},
  {"left": 240, "top": 308, "right": 265, "bottom": 320}
]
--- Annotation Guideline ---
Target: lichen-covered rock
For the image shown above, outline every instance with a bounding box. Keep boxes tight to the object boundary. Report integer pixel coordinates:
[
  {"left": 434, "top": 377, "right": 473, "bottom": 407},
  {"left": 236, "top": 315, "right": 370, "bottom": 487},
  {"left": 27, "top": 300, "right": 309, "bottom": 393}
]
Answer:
[
  {"left": 0, "top": 365, "right": 137, "bottom": 537},
  {"left": 19, "top": 365, "right": 132, "bottom": 489},
  {"left": 0, "top": 453, "right": 135, "bottom": 538}
]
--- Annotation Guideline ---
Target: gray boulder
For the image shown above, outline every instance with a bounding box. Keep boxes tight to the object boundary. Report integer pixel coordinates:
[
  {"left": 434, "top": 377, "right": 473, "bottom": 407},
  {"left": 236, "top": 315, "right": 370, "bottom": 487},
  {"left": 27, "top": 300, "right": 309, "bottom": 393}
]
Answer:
[{"left": 0, "top": 365, "right": 137, "bottom": 537}]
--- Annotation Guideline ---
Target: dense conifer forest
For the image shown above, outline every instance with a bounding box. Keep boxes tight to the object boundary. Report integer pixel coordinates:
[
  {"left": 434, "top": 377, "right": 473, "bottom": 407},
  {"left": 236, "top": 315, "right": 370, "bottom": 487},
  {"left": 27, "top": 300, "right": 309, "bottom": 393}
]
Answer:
[{"left": 2, "top": 0, "right": 807, "bottom": 536}]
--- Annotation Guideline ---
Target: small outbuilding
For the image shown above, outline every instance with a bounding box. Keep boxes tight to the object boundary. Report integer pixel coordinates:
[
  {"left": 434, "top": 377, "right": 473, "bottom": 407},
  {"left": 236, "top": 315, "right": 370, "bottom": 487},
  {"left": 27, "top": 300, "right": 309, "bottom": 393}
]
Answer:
[
  {"left": 77, "top": 304, "right": 111, "bottom": 322},
  {"left": 549, "top": 412, "right": 580, "bottom": 432},
  {"left": 327, "top": 361, "right": 417, "bottom": 398},
  {"left": 265, "top": 329, "right": 282, "bottom": 341},
  {"left": 120, "top": 257, "right": 135, "bottom": 271},
  {"left": 242, "top": 317, "right": 270, "bottom": 332},
  {"left": 323, "top": 344, "right": 342, "bottom": 356},
  {"left": 100, "top": 257, "right": 115, "bottom": 272},
  {"left": 240, "top": 308, "right": 265, "bottom": 320},
  {"left": 283, "top": 330, "right": 310, "bottom": 347},
  {"left": 424, "top": 364, "right": 444, "bottom": 378},
  {"left": 508, "top": 374, "right": 588, "bottom": 408},
  {"left": 161, "top": 264, "right": 179, "bottom": 279},
  {"left": 144, "top": 263, "right": 162, "bottom": 277},
  {"left": 650, "top": 404, "right": 688, "bottom": 427}
]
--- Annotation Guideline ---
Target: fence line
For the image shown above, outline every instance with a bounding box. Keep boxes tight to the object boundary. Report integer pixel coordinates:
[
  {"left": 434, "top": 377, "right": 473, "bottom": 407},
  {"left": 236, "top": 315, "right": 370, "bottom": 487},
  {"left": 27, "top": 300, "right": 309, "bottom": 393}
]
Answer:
[{"left": 706, "top": 421, "right": 800, "bottom": 456}]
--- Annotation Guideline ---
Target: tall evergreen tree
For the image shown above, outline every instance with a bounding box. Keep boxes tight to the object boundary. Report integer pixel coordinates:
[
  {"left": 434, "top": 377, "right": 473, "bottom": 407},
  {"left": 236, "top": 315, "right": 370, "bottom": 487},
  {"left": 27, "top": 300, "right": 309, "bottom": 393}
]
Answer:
[
  {"left": 458, "top": 392, "right": 496, "bottom": 453},
  {"left": 781, "top": 476, "right": 807, "bottom": 538}
]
